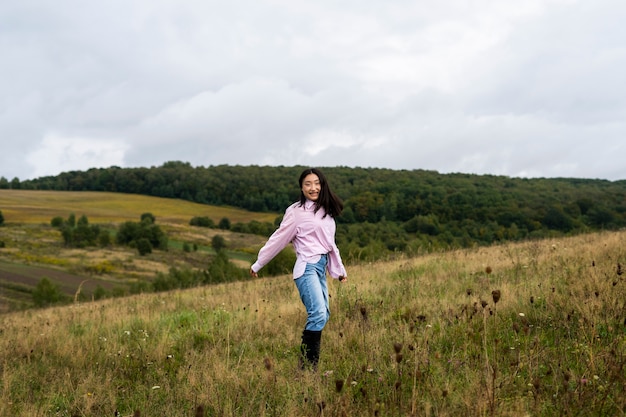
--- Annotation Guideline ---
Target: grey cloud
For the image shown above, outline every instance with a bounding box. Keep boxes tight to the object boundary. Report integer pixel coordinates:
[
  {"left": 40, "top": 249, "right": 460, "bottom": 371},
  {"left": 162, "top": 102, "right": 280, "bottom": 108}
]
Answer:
[{"left": 1, "top": 0, "right": 626, "bottom": 181}]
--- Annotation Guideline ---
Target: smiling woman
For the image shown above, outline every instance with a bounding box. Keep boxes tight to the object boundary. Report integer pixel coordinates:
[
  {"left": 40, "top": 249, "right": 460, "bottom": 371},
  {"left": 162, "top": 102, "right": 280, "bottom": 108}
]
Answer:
[{"left": 249, "top": 167, "right": 347, "bottom": 370}]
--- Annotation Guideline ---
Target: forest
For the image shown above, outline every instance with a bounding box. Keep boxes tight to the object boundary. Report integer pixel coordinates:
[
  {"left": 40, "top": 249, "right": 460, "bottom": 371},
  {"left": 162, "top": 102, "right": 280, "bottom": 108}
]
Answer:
[{"left": 2, "top": 162, "right": 625, "bottom": 260}]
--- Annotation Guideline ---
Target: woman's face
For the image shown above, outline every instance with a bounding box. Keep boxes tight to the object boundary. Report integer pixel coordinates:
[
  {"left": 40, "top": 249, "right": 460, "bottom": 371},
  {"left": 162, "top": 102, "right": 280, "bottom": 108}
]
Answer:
[{"left": 301, "top": 173, "right": 321, "bottom": 201}]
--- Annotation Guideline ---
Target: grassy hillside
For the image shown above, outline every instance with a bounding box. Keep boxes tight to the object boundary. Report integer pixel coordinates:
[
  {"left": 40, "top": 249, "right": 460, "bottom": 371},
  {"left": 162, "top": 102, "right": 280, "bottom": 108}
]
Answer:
[
  {"left": 0, "top": 189, "right": 278, "bottom": 225},
  {"left": 1, "top": 230, "right": 624, "bottom": 416},
  {"left": 0, "top": 190, "right": 278, "bottom": 311}
]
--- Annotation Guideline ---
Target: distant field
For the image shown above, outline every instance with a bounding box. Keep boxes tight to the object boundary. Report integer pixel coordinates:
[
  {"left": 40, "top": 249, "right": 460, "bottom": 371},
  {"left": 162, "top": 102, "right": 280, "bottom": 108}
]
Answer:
[
  {"left": 0, "top": 190, "right": 277, "bottom": 311},
  {"left": 0, "top": 189, "right": 278, "bottom": 225}
]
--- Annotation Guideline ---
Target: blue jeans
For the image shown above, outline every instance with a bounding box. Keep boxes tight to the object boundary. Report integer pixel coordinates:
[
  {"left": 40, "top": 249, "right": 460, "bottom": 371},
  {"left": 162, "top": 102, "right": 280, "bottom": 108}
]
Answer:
[{"left": 294, "top": 254, "right": 330, "bottom": 331}]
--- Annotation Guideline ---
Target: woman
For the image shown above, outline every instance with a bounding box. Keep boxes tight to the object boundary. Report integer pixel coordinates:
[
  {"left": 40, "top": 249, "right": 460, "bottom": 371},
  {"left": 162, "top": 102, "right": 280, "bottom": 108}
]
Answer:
[{"left": 250, "top": 168, "right": 347, "bottom": 370}]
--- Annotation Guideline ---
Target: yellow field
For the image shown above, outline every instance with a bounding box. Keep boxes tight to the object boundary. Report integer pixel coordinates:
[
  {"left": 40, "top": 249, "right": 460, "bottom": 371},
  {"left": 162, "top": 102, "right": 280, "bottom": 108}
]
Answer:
[{"left": 0, "top": 189, "right": 278, "bottom": 225}]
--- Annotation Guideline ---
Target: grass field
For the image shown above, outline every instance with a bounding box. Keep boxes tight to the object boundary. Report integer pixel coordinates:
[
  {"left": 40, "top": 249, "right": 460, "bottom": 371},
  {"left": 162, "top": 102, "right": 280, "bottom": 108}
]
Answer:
[
  {"left": 0, "top": 190, "right": 277, "bottom": 311},
  {"left": 0, "top": 189, "right": 278, "bottom": 225},
  {"left": 0, "top": 229, "right": 624, "bottom": 416}
]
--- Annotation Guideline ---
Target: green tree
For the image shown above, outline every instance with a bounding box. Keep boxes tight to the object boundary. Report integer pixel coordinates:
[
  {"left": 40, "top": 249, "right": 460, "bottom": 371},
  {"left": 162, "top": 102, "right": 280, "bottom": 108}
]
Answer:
[
  {"left": 203, "top": 251, "right": 247, "bottom": 284},
  {"left": 98, "top": 230, "right": 112, "bottom": 247},
  {"left": 32, "top": 278, "right": 67, "bottom": 307},
  {"left": 190, "top": 216, "right": 215, "bottom": 228},
  {"left": 211, "top": 235, "right": 226, "bottom": 252},
  {"left": 141, "top": 212, "right": 156, "bottom": 224},
  {"left": 51, "top": 216, "right": 64, "bottom": 228},
  {"left": 136, "top": 238, "right": 153, "bottom": 256},
  {"left": 218, "top": 217, "right": 231, "bottom": 230},
  {"left": 93, "top": 285, "right": 108, "bottom": 300},
  {"left": 117, "top": 215, "right": 168, "bottom": 251}
]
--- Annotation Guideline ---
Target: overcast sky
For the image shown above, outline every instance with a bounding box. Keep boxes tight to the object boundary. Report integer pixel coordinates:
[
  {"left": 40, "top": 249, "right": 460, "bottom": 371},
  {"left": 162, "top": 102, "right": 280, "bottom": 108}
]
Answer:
[{"left": 1, "top": 0, "right": 625, "bottom": 182}]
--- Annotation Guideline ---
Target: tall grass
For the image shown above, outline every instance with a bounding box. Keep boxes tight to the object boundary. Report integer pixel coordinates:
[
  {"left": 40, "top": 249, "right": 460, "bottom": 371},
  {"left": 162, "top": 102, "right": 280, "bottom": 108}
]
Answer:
[{"left": 1, "top": 231, "right": 625, "bottom": 416}]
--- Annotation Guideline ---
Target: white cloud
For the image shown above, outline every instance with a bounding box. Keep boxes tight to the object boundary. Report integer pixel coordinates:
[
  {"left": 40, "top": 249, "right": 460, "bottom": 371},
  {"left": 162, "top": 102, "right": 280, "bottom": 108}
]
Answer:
[{"left": 26, "top": 134, "right": 128, "bottom": 178}]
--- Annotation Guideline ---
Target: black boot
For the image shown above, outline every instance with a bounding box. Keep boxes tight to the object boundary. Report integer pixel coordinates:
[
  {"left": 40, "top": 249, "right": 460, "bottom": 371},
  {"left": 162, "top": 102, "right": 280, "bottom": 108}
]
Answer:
[{"left": 300, "top": 329, "right": 322, "bottom": 370}]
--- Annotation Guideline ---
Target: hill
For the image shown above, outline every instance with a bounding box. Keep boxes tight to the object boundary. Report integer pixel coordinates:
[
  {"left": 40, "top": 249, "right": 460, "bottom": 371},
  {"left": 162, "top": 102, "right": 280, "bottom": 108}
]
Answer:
[
  {"left": 1, "top": 230, "right": 624, "bottom": 416},
  {"left": 7, "top": 163, "right": 626, "bottom": 258},
  {"left": 0, "top": 190, "right": 278, "bottom": 311}
]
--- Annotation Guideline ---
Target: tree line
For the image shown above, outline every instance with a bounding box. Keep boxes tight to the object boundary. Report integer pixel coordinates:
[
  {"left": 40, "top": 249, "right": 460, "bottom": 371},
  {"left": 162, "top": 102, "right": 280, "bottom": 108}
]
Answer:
[{"left": 4, "top": 162, "right": 626, "bottom": 256}]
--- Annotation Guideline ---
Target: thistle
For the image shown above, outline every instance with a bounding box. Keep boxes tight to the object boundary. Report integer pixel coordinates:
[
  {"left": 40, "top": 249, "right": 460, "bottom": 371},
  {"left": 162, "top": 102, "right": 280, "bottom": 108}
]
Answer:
[{"left": 335, "top": 379, "right": 344, "bottom": 393}]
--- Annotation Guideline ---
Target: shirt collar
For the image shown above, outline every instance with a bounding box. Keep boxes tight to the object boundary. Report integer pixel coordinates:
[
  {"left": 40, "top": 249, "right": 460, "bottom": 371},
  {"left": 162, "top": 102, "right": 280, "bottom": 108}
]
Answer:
[{"left": 304, "top": 199, "right": 317, "bottom": 210}]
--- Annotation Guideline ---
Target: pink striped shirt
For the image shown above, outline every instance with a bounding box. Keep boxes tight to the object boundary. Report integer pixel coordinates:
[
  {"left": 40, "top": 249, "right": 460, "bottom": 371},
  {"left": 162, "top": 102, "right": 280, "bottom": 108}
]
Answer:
[{"left": 251, "top": 199, "right": 347, "bottom": 279}]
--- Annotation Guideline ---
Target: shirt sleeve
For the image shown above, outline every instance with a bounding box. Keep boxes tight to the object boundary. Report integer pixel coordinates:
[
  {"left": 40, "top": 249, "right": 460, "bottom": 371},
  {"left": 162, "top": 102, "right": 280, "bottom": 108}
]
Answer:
[
  {"left": 327, "top": 241, "right": 347, "bottom": 279},
  {"left": 251, "top": 206, "right": 298, "bottom": 273}
]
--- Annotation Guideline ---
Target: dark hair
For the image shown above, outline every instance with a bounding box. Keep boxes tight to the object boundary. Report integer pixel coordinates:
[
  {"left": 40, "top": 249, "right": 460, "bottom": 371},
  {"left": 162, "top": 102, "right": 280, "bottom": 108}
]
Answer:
[{"left": 298, "top": 168, "right": 343, "bottom": 218}]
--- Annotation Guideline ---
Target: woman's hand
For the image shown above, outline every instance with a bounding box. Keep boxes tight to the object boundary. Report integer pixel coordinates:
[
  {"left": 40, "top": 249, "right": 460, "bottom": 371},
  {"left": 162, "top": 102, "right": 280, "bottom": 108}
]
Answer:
[
  {"left": 338, "top": 276, "right": 347, "bottom": 282},
  {"left": 249, "top": 268, "right": 258, "bottom": 278}
]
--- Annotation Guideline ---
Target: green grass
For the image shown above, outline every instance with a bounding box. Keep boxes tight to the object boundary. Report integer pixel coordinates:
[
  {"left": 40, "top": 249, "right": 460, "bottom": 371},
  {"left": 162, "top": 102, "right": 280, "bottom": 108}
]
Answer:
[{"left": 1, "top": 231, "right": 624, "bottom": 416}]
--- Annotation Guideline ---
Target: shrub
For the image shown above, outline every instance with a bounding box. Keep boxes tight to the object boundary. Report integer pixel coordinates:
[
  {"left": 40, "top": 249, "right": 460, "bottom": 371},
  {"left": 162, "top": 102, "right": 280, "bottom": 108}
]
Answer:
[
  {"left": 211, "top": 235, "right": 226, "bottom": 252},
  {"left": 59, "top": 214, "right": 101, "bottom": 247},
  {"left": 218, "top": 217, "right": 231, "bottom": 230},
  {"left": 190, "top": 216, "right": 215, "bottom": 228},
  {"left": 32, "top": 277, "right": 68, "bottom": 307},
  {"left": 117, "top": 215, "right": 168, "bottom": 252},
  {"left": 136, "top": 238, "right": 152, "bottom": 256},
  {"left": 140, "top": 212, "right": 156, "bottom": 224},
  {"left": 92, "top": 285, "right": 108, "bottom": 300},
  {"left": 51, "top": 216, "right": 64, "bottom": 228}
]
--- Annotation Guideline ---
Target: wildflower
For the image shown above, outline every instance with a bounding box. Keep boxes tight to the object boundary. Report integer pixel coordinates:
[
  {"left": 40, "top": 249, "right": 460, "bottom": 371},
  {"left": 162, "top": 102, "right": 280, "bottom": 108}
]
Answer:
[
  {"left": 485, "top": 266, "right": 492, "bottom": 274},
  {"left": 263, "top": 357, "right": 273, "bottom": 371},
  {"left": 519, "top": 313, "right": 525, "bottom": 317},
  {"left": 393, "top": 342, "right": 403, "bottom": 354},
  {"left": 491, "top": 290, "right": 501, "bottom": 304}
]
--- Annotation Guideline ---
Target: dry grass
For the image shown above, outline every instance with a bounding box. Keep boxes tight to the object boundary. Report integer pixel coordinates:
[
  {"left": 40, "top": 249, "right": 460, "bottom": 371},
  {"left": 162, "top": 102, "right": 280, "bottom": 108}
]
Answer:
[
  {"left": 1, "top": 230, "right": 625, "bottom": 416},
  {"left": 0, "top": 190, "right": 274, "bottom": 305},
  {"left": 0, "top": 189, "right": 277, "bottom": 225}
]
